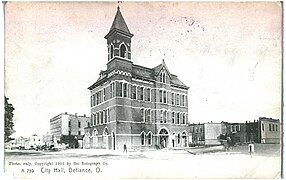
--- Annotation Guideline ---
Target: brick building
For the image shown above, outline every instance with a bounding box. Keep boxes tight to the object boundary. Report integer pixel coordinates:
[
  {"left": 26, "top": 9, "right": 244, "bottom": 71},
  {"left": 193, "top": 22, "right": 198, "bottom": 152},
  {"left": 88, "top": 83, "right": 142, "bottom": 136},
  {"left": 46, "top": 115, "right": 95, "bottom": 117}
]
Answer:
[
  {"left": 224, "top": 122, "right": 246, "bottom": 144},
  {"left": 50, "top": 112, "right": 90, "bottom": 142},
  {"left": 83, "top": 7, "right": 189, "bottom": 150},
  {"left": 189, "top": 122, "right": 225, "bottom": 146},
  {"left": 259, "top": 117, "right": 280, "bottom": 144}
]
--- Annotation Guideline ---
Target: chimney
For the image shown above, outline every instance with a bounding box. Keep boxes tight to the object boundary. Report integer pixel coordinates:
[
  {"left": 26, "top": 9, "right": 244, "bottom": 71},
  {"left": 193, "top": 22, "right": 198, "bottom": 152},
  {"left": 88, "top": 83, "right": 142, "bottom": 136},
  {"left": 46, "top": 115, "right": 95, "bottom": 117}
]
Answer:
[
  {"left": 65, "top": 112, "right": 67, "bottom": 114},
  {"left": 75, "top": 113, "right": 77, "bottom": 117},
  {"left": 84, "top": 114, "right": 86, "bottom": 117}
]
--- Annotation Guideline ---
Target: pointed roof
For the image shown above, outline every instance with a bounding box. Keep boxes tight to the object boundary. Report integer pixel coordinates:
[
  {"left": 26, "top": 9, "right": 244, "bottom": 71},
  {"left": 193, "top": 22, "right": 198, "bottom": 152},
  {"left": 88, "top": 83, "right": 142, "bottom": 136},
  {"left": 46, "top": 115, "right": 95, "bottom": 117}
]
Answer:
[
  {"left": 105, "top": 7, "right": 133, "bottom": 39},
  {"left": 153, "top": 59, "right": 171, "bottom": 76},
  {"left": 153, "top": 59, "right": 189, "bottom": 89}
]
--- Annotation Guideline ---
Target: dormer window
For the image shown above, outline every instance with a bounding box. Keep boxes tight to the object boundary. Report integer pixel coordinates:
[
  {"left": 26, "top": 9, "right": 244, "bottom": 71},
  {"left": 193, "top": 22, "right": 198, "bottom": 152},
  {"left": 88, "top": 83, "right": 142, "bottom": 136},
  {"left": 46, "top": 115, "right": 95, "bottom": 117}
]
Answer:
[
  {"left": 160, "top": 71, "right": 166, "bottom": 83},
  {"left": 120, "top": 44, "right": 127, "bottom": 58}
]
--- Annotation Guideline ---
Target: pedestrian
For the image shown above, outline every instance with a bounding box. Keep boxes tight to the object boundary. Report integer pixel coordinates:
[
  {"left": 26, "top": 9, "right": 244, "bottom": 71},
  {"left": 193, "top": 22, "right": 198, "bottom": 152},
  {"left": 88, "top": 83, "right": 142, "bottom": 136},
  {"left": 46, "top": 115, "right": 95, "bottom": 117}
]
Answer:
[
  {"left": 249, "top": 142, "right": 254, "bottom": 158},
  {"left": 123, "top": 144, "right": 127, "bottom": 153}
]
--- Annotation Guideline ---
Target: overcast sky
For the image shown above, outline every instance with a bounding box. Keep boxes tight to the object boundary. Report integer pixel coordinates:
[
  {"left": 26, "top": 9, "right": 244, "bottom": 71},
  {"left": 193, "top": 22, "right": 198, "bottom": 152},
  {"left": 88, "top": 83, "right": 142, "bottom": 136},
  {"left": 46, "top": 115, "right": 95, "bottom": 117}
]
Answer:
[{"left": 4, "top": 2, "right": 282, "bottom": 137}]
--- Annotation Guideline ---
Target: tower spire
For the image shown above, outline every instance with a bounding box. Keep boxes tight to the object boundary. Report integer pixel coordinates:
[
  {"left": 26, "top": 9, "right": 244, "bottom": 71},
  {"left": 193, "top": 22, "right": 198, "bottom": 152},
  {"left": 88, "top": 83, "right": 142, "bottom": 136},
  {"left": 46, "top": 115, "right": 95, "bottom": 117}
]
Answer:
[{"left": 117, "top": 1, "right": 122, "bottom": 10}]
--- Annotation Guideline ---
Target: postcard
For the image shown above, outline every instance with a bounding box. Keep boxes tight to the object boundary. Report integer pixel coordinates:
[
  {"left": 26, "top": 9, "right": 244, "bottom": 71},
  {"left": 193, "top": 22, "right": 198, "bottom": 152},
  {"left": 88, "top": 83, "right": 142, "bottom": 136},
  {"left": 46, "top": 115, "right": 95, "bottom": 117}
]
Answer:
[{"left": 4, "top": 1, "right": 282, "bottom": 179}]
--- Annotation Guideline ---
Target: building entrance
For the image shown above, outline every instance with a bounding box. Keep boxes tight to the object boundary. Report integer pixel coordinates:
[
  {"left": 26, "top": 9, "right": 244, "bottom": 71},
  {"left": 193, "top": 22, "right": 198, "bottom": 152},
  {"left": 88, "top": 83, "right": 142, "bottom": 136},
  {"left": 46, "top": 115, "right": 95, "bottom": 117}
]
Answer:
[{"left": 158, "top": 128, "right": 169, "bottom": 148}]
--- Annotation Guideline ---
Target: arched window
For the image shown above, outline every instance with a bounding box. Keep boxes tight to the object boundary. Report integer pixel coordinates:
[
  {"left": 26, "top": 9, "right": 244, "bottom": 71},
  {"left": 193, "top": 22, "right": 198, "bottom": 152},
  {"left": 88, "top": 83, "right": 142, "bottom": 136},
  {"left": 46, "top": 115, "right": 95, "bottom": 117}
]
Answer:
[
  {"left": 120, "top": 44, "right": 127, "bottom": 58},
  {"left": 140, "top": 132, "right": 145, "bottom": 146},
  {"left": 177, "top": 133, "right": 181, "bottom": 144},
  {"left": 147, "top": 132, "right": 152, "bottom": 145}
]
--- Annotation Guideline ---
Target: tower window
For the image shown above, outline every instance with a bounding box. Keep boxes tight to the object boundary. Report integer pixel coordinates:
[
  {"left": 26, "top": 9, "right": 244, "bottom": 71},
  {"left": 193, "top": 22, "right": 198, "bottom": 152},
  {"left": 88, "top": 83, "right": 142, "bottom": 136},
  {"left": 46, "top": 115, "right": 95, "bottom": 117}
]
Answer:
[
  {"left": 120, "top": 44, "right": 127, "bottom": 58},
  {"left": 110, "top": 44, "right": 114, "bottom": 59}
]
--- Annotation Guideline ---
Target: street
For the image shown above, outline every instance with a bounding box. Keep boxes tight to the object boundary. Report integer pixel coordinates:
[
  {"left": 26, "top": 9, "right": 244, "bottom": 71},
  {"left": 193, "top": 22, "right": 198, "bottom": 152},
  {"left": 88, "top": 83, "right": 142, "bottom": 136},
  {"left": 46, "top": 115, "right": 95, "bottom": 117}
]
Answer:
[{"left": 4, "top": 144, "right": 281, "bottom": 179}]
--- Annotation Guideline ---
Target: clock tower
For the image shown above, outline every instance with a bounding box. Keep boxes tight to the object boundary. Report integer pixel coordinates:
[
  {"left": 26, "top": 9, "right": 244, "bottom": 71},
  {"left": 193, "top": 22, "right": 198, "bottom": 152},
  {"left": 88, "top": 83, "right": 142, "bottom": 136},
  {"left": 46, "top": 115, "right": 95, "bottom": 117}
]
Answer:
[{"left": 104, "top": 6, "right": 133, "bottom": 63}]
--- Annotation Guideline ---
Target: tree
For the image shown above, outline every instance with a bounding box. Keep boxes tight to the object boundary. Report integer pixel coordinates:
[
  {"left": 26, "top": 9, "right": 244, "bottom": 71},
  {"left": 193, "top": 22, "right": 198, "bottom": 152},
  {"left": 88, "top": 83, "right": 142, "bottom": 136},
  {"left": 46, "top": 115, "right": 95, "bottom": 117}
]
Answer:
[
  {"left": 5, "top": 96, "right": 15, "bottom": 142},
  {"left": 59, "top": 135, "right": 79, "bottom": 148}
]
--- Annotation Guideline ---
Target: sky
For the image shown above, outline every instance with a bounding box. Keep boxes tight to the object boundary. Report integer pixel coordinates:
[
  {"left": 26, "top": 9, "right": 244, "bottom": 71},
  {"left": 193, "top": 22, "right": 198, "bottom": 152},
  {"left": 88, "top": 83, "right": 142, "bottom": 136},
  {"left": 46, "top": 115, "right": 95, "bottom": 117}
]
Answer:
[{"left": 4, "top": 2, "right": 282, "bottom": 137}]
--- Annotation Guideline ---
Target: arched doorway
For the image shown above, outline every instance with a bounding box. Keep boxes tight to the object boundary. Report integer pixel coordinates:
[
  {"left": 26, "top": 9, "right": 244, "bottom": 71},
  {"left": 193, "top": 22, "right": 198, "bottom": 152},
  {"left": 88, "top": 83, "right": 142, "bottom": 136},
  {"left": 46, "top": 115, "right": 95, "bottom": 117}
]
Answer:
[
  {"left": 172, "top": 132, "right": 176, "bottom": 147},
  {"left": 103, "top": 127, "right": 109, "bottom": 149},
  {"left": 158, "top": 128, "right": 169, "bottom": 148},
  {"left": 92, "top": 129, "right": 98, "bottom": 148},
  {"left": 182, "top": 131, "right": 187, "bottom": 147}
]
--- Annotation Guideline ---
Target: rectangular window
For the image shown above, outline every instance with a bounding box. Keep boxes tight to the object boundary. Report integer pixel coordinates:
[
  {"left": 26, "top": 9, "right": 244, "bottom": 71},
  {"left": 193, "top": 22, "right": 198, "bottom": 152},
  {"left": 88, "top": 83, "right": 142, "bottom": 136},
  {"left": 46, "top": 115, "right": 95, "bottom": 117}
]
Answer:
[
  {"left": 269, "top": 124, "right": 271, "bottom": 131},
  {"left": 182, "top": 114, "right": 185, "bottom": 124},
  {"left": 276, "top": 124, "right": 278, "bottom": 131},
  {"left": 141, "top": 109, "right": 144, "bottom": 121},
  {"left": 172, "top": 112, "right": 175, "bottom": 124},
  {"left": 176, "top": 94, "right": 180, "bottom": 105},
  {"left": 182, "top": 95, "right": 185, "bottom": 106},
  {"left": 132, "top": 86, "right": 137, "bottom": 99},
  {"left": 103, "top": 88, "right": 106, "bottom": 101},
  {"left": 159, "top": 90, "right": 163, "bottom": 102},
  {"left": 78, "top": 122, "right": 81, "bottom": 128},
  {"left": 94, "top": 114, "right": 96, "bottom": 125},
  {"left": 69, "top": 131, "right": 71, "bottom": 135},
  {"left": 172, "top": 93, "right": 174, "bottom": 105},
  {"left": 123, "top": 83, "right": 128, "bottom": 97},
  {"left": 110, "top": 83, "right": 114, "bottom": 98},
  {"left": 160, "top": 110, "right": 163, "bottom": 123},
  {"left": 104, "top": 110, "right": 108, "bottom": 124},
  {"left": 107, "top": 109, "right": 110, "bottom": 122},
  {"left": 145, "top": 88, "right": 151, "bottom": 101},
  {"left": 96, "top": 93, "right": 99, "bottom": 105},
  {"left": 117, "top": 82, "right": 123, "bottom": 97},
  {"left": 236, "top": 125, "right": 239, "bottom": 132},
  {"left": 137, "top": 87, "right": 143, "bottom": 100},
  {"left": 140, "top": 87, "right": 144, "bottom": 100},
  {"left": 68, "top": 121, "right": 71, "bottom": 127},
  {"left": 96, "top": 112, "right": 99, "bottom": 125},
  {"left": 272, "top": 124, "right": 275, "bottom": 132},
  {"left": 262, "top": 123, "right": 264, "bottom": 131},
  {"left": 99, "top": 91, "right": 102, "bottom": 104},
  {"left": 163, "top": 111, "right": 167, "bottom": 123},
  {"left": 176, "top": 113, "right": 180, "bottom": 124},
  {"left": 90, "top": 96, "right": 93, "bottom": 107},
  {"left": 163, "top": 91, "right": 167, "bottom": 103},
  {"left": 78, "top": 131, "right": 81, "bottom": 135},
  {"left": 101, "top": 111, "right": 104, "bottom": 124}
]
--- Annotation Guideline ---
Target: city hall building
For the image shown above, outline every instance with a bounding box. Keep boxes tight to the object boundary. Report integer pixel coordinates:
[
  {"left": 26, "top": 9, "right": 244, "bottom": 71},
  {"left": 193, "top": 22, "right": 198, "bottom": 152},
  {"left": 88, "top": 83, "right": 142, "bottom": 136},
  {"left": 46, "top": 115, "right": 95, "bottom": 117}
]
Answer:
[{"left": 83, "top": 7, "right": 189, "bottom": 150}]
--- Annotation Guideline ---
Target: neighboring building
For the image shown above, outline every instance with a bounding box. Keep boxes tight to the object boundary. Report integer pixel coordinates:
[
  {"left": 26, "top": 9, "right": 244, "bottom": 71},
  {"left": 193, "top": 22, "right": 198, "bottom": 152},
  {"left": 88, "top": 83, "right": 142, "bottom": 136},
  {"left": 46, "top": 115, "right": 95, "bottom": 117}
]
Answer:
[
  {"left": 43, "top": 132, "right": 55, "bottom": 147},
  {"left": 84, "top": 7, "right": 189, "bottom": 150},
  {"left": 245, "top": 120, "right": 259, "bottom": 143},
  {"left": 24, "top": 134, "right": 44, "bottom": 149},
  {"left": 189, "top": 122, "right": 224, "bottom": 146},
  {"left": 224, "top": 122, "right": 246, "bottom": 144},
  {"left": 204, "top": 123, "right": 223, "bottom": 145},
  {"left": 50, "top": 112, "right": 90, "bottom": 142},
  {"left": 259, "top": 117, "right": 280, "bottom": 144},
  {"left": 189, "top": 123, "right": 204, "bottom": 145}
]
